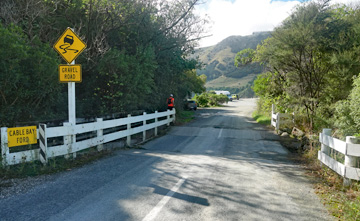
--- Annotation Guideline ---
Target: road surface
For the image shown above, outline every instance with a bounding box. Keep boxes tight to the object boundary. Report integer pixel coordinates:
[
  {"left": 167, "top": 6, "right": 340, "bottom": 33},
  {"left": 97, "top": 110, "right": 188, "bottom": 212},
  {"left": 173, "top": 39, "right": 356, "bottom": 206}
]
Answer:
[{"left": 0, "top": 99, "right": 332, "bottom": 220}]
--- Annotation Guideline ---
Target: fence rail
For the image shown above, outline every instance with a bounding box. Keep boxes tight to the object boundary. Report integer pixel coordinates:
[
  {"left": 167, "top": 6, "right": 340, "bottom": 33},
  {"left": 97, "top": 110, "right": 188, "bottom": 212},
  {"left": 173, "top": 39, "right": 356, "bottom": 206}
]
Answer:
[
  {"left": 1, "top": 109, "right": 176, "bottom": 166},
  {"left": 318, "top": 128, "right": 360, "bottom": 185}
]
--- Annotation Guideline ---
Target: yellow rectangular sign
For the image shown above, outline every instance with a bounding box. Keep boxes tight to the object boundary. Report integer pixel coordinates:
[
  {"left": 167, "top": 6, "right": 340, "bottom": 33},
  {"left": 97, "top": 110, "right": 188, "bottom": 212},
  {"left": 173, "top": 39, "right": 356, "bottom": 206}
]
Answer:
[
  {"left": 59, "top": 64, "right": 82, "bottom": 83},
  {"left": 7, "top": 126, "right": 37, "bottom": 148}
]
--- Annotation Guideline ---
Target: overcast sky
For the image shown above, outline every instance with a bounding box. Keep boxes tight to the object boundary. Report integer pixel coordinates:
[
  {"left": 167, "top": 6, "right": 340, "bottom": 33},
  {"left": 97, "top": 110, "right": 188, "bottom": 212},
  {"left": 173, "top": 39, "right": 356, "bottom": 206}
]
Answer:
[{"left": 195, "top": 0, "right": 357, "bottom": 48}]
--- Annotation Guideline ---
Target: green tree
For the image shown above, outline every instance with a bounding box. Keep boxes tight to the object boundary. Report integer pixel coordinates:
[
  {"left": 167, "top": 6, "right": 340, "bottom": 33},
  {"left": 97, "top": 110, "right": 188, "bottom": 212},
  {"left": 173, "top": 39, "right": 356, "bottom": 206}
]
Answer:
[
  {"left": 235, "top": 48, "right": 255, "bottom": 66},
  {"left": 249, "top": 1, "right": 360, "bottom": 131},
  {"left": 0, "top": 0, "right": 209, "bottom": 124},
  {"left": 0, "top": 24, "right": 63, "bottom": 126}
]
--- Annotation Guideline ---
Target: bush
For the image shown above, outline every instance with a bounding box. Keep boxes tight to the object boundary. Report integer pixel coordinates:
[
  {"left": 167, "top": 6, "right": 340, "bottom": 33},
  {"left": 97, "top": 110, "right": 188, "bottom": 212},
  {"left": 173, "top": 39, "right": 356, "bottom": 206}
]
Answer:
[
  {"left": 194, "top": 92, "right": 229, "bottom": 107},
  {"left": 0, "top": 24, "right": 63, "bottom": 126},
  {"left": 334, "top": 75, "right": 360, "bottom": 136},
  {"left": 194, "top": 93, "right": 210, "bottom": 107}
]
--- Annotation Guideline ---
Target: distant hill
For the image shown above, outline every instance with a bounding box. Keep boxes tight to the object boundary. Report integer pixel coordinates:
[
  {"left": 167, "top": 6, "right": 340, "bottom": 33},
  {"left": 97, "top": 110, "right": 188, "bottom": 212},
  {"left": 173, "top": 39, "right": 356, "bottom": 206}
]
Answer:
[{"left": 194, "top": 32, "right": 271, "bottom": 96}]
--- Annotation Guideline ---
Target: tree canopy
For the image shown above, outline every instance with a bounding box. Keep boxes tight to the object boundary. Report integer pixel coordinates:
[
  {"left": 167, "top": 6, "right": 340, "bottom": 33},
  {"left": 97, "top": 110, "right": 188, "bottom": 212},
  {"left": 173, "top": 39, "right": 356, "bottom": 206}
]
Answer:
[
  {"left": 0, "top": 0, "right": 208, "bottom": 126},
  {"left": 240, "top": 0, "right": 360, "bottom": 133}
]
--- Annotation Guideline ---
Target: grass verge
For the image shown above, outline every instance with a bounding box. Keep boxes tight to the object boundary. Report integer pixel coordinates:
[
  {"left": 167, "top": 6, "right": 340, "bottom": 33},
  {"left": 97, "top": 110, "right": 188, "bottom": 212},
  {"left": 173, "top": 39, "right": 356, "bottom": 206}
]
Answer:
[
  {"left": 252, "top": 111, "right": 271, "bottom": 125},
  {"left": 301, "top": 147, "right": 360, "bottom": 220},
  {"left": 252, "top": 110, "right": 360, "bottom": 219},
  {"left": 175, "top": 110, "right": 195, "bottom": 125}
]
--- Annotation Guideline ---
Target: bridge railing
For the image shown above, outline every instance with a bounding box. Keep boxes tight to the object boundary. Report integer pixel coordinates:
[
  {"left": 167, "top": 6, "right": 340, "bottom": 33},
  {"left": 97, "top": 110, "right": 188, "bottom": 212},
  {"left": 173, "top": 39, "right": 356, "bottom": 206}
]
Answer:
[{"left": 1, "top": 109, "right": 175, "bottom": 166}]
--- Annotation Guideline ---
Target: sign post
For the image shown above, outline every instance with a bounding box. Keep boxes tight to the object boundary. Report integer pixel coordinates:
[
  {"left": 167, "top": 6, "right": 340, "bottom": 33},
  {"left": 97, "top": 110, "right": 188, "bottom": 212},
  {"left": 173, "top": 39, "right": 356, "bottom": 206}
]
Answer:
[
  {"left": 53, "top": 28, "right": 86, "bottom": 125},
  {"left": 54, "top": 28, "right": 86, "bottom": 159},
  {"left": 68, "top": 61, "right": 76, "bottom": 126}
]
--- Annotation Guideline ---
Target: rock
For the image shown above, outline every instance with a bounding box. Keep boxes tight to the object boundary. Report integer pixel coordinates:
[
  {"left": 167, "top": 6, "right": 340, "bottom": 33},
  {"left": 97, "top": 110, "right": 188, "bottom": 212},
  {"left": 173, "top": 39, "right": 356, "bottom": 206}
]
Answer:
[
  {"left": 281, "top": 132, "right": 290, "bottom": 137},
  {"left": 292, "top": 127, "right": 304, "bottom": 137}
]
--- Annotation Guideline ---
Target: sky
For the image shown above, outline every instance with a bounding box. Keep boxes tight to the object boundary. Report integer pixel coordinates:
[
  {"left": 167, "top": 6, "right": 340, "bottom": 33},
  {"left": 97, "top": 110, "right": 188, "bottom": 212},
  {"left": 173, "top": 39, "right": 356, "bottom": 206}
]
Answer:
[{"left": 195, "top": 0, "right": 357, "bottom": 48}]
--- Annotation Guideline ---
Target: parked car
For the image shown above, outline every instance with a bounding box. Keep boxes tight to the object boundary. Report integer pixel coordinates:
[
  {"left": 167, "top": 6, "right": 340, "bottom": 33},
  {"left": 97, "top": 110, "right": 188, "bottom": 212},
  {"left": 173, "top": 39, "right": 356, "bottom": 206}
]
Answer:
[
  {"left": 232, "top": 94, "right": 239, "bottom": 100},
  {"left": 185, "top": 99, "right": 197, "bottom": 110},
  {"left": 227, "top": 95, "right": 233, "bottom": 101}
]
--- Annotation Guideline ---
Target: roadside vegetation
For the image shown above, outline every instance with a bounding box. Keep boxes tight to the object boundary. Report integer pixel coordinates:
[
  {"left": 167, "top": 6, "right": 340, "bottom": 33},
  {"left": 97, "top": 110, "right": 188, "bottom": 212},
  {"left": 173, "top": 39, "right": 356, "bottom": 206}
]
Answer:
[
  {"left": 175, "top": 111, "right": 196, "bottom": 125},
  {"left": 193, "top": 92, "right": 229, "bottom": 107},
  {"left": 0, "top": 0, "right": 207, "bottom": 127},
  {"left": 252, "top": 111, "right": 271, "bottom": 125},
  {"left": 237, "top": 0, "right": 360, "bottom": 219}
]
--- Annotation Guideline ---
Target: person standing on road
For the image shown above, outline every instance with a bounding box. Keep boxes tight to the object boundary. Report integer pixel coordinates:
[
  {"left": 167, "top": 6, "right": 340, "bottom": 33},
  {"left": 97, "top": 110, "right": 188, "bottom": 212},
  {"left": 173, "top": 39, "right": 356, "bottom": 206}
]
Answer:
[{"left": 167, "top": 94, "right": 174, "bottom": 110}]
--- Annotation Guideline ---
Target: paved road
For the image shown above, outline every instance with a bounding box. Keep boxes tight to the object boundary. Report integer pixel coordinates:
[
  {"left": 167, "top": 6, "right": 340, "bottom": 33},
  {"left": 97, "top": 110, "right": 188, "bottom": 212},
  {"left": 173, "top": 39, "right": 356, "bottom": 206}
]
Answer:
[{"left": 0, "top": 99, "right": 332, "bottom": 220}]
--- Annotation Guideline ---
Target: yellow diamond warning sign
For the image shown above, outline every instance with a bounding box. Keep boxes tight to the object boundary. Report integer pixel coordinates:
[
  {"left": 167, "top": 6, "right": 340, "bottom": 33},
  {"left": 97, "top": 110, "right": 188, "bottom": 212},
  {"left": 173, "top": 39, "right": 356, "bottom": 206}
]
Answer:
[
  {"left": 53, "top": 28, "right": 87, "bottom": 64},
  {"left": 59, "top": 64, "right": 82, "bottom": 83}
]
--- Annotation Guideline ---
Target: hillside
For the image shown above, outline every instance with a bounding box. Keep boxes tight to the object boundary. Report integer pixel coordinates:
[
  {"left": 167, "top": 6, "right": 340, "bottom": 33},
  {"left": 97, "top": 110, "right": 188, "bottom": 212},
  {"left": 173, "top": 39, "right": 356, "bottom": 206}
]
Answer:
[{"left": 194, "top": 32, "right": 271, "bottom": 95}]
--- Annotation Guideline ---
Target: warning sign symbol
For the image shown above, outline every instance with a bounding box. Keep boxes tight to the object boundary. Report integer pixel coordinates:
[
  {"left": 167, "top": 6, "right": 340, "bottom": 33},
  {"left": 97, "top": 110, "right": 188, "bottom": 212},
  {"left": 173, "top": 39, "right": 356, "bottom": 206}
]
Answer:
[{"left": 53, "top": 28, "right": 87, "bottom": 64}]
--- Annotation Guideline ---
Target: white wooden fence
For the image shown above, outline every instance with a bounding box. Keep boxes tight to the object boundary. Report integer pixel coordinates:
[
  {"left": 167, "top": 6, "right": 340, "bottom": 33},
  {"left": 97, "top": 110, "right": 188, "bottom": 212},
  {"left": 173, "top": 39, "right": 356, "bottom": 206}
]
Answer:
[
  {"left": 318, "top": 128, "right": 360, "bottom": 185},
  {"left": 271, "top": 104, "right": 294, "bottom": 130},
  {"left": 1, "top": 109, "right": 176, "bottom": 166}
]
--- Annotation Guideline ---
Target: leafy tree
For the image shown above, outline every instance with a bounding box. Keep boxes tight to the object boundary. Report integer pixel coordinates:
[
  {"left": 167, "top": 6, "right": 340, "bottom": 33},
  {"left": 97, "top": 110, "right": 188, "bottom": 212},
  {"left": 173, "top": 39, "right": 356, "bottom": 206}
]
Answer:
[
  {"left": 0, "top": 0, "right": 209, "bottom": 125},
  {"left": 0, "top": 24, "right": 63, "bottom": 126},
  {"left": 235, "top": 48, "right": 255, "bottom": 66},
  {"left": 248, "top": 1, "right": 360, "bottom": 131}
]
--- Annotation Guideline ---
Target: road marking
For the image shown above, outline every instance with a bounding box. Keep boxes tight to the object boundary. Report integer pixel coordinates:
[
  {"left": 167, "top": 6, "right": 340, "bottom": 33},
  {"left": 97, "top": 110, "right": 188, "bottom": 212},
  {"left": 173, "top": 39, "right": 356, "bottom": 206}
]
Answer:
[
  {"left": 142, "top": 176, "right": 188, "bottom": 221},
  {"left": 218, "top": 128, "right": 223, "bottom": 139}
]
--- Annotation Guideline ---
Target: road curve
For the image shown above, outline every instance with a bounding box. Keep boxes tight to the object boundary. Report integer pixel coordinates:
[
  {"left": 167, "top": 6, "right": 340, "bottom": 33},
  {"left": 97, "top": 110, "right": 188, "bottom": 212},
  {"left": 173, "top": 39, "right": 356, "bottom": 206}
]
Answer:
[{"left": 0, "top": 99, "right": 333, "bottom": 221}]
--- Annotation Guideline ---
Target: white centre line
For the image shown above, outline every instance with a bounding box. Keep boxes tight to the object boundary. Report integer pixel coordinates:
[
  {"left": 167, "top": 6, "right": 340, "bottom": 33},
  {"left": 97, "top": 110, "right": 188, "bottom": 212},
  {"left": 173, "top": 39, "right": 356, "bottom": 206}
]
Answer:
[
  {"left": 142, "top": 176, "right": 188, "bottom": 221},
  {"left": 218, "top": 128, "right": 223, "bottom": 139}
]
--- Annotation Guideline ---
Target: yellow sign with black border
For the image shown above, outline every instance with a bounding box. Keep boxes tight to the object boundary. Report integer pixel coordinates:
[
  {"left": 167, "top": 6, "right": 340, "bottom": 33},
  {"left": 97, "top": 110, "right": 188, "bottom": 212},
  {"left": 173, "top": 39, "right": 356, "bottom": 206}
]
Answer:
[
  {"left": 59, "top": 64, "right": 82, "bottom": 83},
  {"left": 53, "top": 28, "right": 87, "bottom": 64},
  {"left": 7, "top": 126, "right": 37, "bottom": 148}
]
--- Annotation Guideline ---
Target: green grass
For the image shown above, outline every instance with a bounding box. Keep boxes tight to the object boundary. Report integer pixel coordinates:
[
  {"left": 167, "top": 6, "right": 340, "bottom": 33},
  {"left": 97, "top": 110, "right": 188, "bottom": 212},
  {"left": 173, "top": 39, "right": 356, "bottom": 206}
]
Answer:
[
  {"left": 176, "top": 110, "right": 195, "bottom": 125},
  {"left": 302, "top": 147, "right": 360, "bottom": 220},
  {"left": 252, "top": 111, "right": 271, "bottom": 125}
]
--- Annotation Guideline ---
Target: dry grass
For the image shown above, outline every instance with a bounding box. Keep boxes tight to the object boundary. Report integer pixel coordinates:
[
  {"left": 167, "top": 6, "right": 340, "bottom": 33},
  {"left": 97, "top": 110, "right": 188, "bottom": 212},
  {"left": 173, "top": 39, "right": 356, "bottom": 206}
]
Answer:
[{"left": 300, "top": 147, "right": 360, "bottom": 220}]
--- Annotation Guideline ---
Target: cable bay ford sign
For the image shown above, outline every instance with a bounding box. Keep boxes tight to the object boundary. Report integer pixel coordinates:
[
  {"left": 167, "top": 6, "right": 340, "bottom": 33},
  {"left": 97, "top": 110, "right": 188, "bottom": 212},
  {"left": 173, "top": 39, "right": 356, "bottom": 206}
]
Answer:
[{"left": 7, "top": 126, "right": 37, "bottom": 147}]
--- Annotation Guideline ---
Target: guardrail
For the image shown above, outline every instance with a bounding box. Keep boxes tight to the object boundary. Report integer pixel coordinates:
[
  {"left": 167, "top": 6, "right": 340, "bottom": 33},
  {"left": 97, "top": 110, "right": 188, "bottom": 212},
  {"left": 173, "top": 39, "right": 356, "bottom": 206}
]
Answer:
[
  {"left": 1, "top": 109, "right": 176, "bottom": 166},
  {"left": 318, "top": 128, "right": 360, "bottom": 186},
  {"left": 271, "top": 104, "right": 294, "bottom": 130}
]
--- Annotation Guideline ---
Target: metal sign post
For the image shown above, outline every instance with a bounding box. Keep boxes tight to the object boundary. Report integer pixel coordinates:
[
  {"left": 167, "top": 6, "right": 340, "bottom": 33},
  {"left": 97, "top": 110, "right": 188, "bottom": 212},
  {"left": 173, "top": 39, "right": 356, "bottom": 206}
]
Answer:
[
  {"left": 68, "top": 60, "right": 76, "bottom": 125},
  {"left": 54, "top": 27, "right": 86, "bottom": 159},
  {"left": 53, "top": 27, "right": 86, "bottom": 125}
]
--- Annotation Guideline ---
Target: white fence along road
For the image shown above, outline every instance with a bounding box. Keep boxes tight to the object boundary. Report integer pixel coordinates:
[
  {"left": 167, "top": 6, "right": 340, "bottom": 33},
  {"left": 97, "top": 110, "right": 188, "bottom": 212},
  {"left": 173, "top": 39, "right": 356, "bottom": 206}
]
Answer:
[
  {"left": 318, "top": 128, "right": 360, "bottom": 185},
  {"left": 1, "top": 109, "right": 175, "bottom": 166}
]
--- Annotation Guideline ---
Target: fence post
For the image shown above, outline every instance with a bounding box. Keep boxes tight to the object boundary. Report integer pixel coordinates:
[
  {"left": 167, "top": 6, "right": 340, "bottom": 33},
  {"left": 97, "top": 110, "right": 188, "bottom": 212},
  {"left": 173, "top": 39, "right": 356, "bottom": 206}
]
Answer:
[
  {"left": 321, "top": 129, "right": 331, "bottom": 157},
  {"left": 143, "top": 112, "right": 147, "bottom": 142},
  {"left": 39, "top": 124, "right": 48, "bottom": 165},
  {"left": 173, "top": 108, "right": 176, "bottom": 123},
  {"left": 276, "top": 113, "right": 280, "bottom": 131},
  {"left": 1, "top": 127, "right": 9, "bottom": 167},
  {"left": 63, "top": 122, "right": 76, "bottom": 159},
  {"left": 96, "top": 118, "right": 103, "bottom": 151},
  {"left": 167, "top": 110, "right": 170, "bottom": 126},
  {"left": 155, "top": 111, "right": 158, "bottom": 136},
  {"left": 344, "top": 136, "right": 357, "bottom": 186},
  {"left": 127, "top": 114, "right": 131, "bottom": 147},
  {"left": 272, "top": 104, "right": 275, "bottom": 116}
]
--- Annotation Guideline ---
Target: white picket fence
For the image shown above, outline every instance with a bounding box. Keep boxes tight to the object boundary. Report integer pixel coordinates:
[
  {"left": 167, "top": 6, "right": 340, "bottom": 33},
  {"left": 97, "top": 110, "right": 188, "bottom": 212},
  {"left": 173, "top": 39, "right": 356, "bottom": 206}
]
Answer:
[
  {"left": 318, "top": 129, "right": 360, "bottom": 185},
  {"left": 271, "top": 104, "right": 294, "bottom": 130},
  {"left": 1, "top": 109, "right": 176, "bottom": 166}
]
